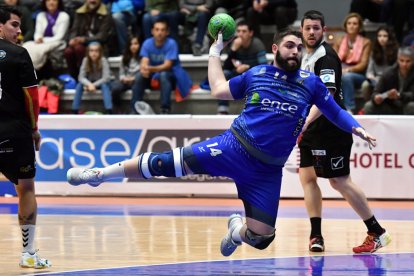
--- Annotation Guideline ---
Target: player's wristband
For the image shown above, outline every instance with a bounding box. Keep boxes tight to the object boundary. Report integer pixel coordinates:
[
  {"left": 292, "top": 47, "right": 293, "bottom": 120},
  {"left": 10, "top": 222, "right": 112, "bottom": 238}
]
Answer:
[{"left": 209, "top": 46, "right": 221, "bottom": 57}]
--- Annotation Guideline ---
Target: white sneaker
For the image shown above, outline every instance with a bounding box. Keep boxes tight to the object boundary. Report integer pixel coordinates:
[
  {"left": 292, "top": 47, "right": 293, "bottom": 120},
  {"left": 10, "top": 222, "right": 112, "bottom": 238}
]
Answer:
[
  {"left": 67, "top": 168, "right": 103, "bottom": 187},
  {"left": 220, "top": 214, "right": 243, "bottom": 257},
  {"left": 20, "top": 251, "right": 51, "bottom": 269}
]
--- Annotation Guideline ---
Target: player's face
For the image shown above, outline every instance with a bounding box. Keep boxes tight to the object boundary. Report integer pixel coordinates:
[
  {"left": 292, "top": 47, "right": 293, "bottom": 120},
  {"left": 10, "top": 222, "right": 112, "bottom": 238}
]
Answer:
[
  {"left": 0, "top": 13, "right": 21, "bottom": 44},
  {"left": 301, "top": 19, "right": 325, "bottom": 49},
  {"left": 377, "top": 30, "right": 389, "bottom": 47},
  {"left": 273, "top": 35, "right": 303, "bottom": 72},
  {"left": 151, "top": 22, "right": 169, "bottom": 43}
]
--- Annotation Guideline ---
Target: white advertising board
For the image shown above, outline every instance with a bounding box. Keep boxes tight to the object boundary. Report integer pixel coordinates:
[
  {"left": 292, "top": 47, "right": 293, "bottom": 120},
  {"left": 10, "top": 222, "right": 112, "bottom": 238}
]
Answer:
[{"left": 35, "top": 115, "right": 414, "bottom": 199}]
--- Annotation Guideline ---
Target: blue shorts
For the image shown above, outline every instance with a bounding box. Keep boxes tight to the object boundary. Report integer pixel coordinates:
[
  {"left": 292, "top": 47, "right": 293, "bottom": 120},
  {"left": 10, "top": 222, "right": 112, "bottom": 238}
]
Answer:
[{"left": 189, "top": 130, "right": 283, "bottom": 226}]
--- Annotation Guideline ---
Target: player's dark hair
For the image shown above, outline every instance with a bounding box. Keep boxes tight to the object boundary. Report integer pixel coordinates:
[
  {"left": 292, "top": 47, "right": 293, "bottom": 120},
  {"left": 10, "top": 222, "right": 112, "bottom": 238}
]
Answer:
[
  {"left": 0, "top": 5, "right": 22, "bottom": 24},
  {"left": 273, "top": 28, "right": 302, "bottom": 45},
  {"left": 40, "top": 0, "right": 65, "bottom": 12},
  {"left": 301, "top": 10, "right": 325, "bottom": 28}
]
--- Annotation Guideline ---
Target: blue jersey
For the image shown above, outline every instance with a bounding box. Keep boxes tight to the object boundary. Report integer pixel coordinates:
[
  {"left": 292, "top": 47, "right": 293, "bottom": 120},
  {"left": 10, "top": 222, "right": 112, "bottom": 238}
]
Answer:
[{"left": 229, "top": 64, "right": 360, "bottom": 164}]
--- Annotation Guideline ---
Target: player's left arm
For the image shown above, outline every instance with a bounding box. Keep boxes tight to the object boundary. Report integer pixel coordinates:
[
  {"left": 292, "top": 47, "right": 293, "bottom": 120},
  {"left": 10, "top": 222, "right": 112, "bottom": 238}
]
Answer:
[
  {"left": 314, "top": 81, "right": 376, "bottom": 148},
  {"left": 23, "top": 85, "right": 41, "bottom": 150},
  {"left": 208, "top": 33, "right": 234, "bottom": 100}
]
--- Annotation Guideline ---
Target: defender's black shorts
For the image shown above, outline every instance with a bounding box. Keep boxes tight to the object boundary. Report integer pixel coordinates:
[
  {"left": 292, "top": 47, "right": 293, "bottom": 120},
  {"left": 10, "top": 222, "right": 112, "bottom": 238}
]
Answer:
[
  {"left": 299, "top": 143, "right": 352, "bottom": 178},
  {"left": 0, "top": 137, "right": 36, "bottom": 184}
]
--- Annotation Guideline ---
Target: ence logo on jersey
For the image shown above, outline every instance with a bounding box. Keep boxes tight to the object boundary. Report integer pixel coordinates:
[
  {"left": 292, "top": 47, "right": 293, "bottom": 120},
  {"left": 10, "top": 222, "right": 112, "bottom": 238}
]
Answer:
[{"left": 249, "top": 92, "right": 298, "bottom": 115}]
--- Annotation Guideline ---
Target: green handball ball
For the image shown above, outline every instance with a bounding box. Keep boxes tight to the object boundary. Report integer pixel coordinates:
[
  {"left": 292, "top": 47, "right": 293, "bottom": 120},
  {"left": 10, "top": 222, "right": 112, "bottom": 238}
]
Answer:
[{"left": 208, "top": 13, "right": 236, "bottom": 41}]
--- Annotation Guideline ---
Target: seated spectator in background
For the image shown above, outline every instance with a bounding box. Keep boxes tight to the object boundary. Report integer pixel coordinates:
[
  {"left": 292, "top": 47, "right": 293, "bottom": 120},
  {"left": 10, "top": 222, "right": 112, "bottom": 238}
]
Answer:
[
  {"left": 1, "top": 0, "right": 34, "bottom": 42},
  {"left": 362, "top": 26, "right": 398, "bottom": 101},
  {"left": 136, "top": 19, "right": 192, "bottom": 114},
  {"left": 390, "top": 0, "right": 414, "bottom": 43},
  {"left": 350, "top": 0, "right": 391, "bottom": 23},
  {"left": 142, "top": 0, "right": 180, "bottom": 41},
  {"left": 23, "top": 0, "right": 70, "bottom": 79},
  {"left": 217, "top": 20, "right": 267, "bottom": 114},
  {"left": 179, "top": 0, "right": 213, "bottom": 56},
  {"left": 64, "top": 0, "right": 113, "bottom": 79},
  {"left": 333, "top": 12, "right": 371, "bottom": 113},
  {"left": 72, "top": 42, "right": 113, "bottom": 114},
  {"left": 111, "top": 36, "right": 141, "bottom": 113},
  {"left": 211, "top": 0, "right": 248, "bottom": 23},
  {"left": 246, "top": 0, "right": 297, "bottom": 40},
  {"left": 203, "top": 0, "right": 247, "bottom": 52},
  {"left": 363, "top": 46, "right": 414, "bottom": 115},
  {"left": 19, "top": 0, "right": 41, "bottom": 12},
  {"left": 104, "top": 0, "right": 137, "bottom": 55},
  {"left": 62, "top": 0, "right": 83, "bottom": 26}
]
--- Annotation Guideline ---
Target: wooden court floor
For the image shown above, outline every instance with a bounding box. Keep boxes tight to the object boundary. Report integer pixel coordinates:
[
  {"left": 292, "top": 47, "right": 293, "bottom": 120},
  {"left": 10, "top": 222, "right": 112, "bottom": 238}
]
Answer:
[{"left": 0, "top": 197, "right": 413, "bottom": 275}]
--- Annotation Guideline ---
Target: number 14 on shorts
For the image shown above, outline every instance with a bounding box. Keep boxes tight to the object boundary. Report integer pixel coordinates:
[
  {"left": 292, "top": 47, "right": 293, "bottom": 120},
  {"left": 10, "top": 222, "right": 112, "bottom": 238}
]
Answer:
[{"left": 207, "top": 142, "right": 222, "bottom": 156}]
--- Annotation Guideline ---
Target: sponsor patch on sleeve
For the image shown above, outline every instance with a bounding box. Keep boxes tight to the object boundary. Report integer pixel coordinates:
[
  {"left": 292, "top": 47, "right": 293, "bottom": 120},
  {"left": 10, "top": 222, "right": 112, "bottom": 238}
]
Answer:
[{"left": 319, "top": 69, "right": 335, "bottom": 84}]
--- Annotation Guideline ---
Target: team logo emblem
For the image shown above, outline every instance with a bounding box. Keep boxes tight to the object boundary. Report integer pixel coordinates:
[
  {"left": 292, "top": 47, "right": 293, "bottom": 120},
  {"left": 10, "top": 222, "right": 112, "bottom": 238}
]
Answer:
[{"left": 0, "top": 50, "right": 6, "bottom": 59}]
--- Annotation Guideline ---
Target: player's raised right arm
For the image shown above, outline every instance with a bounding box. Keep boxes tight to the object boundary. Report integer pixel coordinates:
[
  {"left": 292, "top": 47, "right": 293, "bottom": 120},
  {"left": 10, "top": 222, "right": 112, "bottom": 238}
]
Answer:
[{"left": 208, "top": 33, "right": 234, "bottom": 100}]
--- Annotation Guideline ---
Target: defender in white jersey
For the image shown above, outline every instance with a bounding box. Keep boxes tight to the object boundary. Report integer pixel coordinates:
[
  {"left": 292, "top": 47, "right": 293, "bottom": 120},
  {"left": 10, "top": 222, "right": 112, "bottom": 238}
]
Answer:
[
  {"left": 66, "top": 29, "right": 376, "bottom": 257},
  {"left": 299, "top": 10, "right": 391, "bottom": 254}
]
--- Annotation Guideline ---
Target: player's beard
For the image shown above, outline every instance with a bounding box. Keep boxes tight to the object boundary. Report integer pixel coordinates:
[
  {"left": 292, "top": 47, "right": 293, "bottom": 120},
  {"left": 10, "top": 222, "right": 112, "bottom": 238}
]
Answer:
[
  {"left": 276, "top": 51, "right": 301, "bottom": 72},
  {"left": 305, "top": 36, "right": 323, "bottom": 49}
]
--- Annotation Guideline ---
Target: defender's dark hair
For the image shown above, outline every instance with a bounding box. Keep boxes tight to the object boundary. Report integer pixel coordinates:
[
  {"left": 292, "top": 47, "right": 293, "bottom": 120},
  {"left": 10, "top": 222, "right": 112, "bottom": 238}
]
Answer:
[
  {"left": 301, "top": 10, "right": 325, "bottom": 28},
  {"left": 273, "top": 28, "right": 302, "bottom": 45},
  {"left": 0, "top": 5, "right": 22, "bottom": 24}
]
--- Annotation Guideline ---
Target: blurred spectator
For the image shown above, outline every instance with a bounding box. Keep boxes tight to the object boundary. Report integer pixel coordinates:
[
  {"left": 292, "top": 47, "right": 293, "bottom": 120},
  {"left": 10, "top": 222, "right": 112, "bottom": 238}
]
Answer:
[
  {"left": 333, "top": 13, "right": 372, "bottom": 113},
  {"left": 111, "top": 36, "right": 141, "bottom": 113},
  {"left": 402, "top": 29, "right": 414, "bottom": 48},
  {"left": 104, "top": 0, "right": 137, "bottom": 55},
  {"left": 23, "top": 0, "right": 70, "bottom": 79},
  {"left": 179, "top": 0, "right": 213, "bottom": 56},
  {"left": 363, "top": 46, "right": 414, "bottom": 115},
  {"left": 211, "top": 0, "right": 248, "bottom": 23},
  {"left": 391, "top": 0, "right": 414, "bottom": 43},
  {"left": 246, "top": 0, "right": 298, "bottom": 40},
  {"left": 217, "top": 20, "right": 267, "bottom": 114},
  {"left": 350, "top": 0, "right": 391, "bottom": 23},
  {"left": 62, "top": 0, "right": 83, "bottom": 25},
  {"left": 361, "top": 26, "right": 398, "bottom": 101},
  {"left": 64, "top": 0, "right": 113, "bottom": 79},
  {"left": 136, "top": 19, "right": 192, "bottom": 114},
  {"left": 19, "top": 0, "right": 41, "bottom": 12},
  {"left": 1, "top": 0, "right": 34, "bottom": 42},
  {"left": 142, "top": 0, "right": 180, "bottom": 40},
  {"left": 72, "top": 42, "right": 113, "bottom": 114}
]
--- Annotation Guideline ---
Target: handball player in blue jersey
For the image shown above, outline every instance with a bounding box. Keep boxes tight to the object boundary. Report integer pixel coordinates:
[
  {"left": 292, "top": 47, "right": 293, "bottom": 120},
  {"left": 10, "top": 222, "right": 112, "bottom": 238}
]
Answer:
[{"left": 67, "top": 29, "right": 376, "bottom": 257}]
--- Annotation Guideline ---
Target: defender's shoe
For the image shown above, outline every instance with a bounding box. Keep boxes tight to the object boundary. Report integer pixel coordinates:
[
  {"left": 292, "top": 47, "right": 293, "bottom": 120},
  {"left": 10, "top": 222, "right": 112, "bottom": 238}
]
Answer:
[
  {"left": 353, "top": 230, "right": 391, "bottom": 253},
  {"left": 220, "top": 214, "right": 243, "bottom": 257},
  {"left": 20, "top": 251, "right": 51, "bottom": 269},
  {"left": 309, "top": 235, "right": 325, "bottom": 252},
  {"left": 67, "top": 168, "right": 103, "bottom": 187}
]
